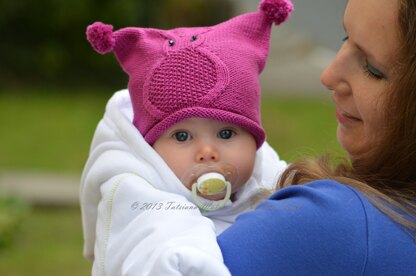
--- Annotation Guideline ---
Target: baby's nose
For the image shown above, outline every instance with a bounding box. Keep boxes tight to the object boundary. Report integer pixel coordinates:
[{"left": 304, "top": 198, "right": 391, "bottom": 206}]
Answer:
[{"left": 196, "top": 145, "right": 219, "bottom": 163}]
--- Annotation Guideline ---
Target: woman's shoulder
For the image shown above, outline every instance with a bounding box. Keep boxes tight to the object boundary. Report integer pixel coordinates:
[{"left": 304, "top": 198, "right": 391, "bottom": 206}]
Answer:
[
  {"left": 267, "top": 179, "right": 362, "bottom": 209},
  {"left": 249, "top": 180, "right": 368, "bottom": 241},
  {"left": 218, "top": 180, "right": 416, "bottom": 275},
  {"left": 252, "top": 180, "right": 366, "bottom": 229},
  {"left": 230, "top": 179, "right": 365, "bottom": 224},
  {"left": 219, "top": 180, "right": 369, "bottom": 274}
]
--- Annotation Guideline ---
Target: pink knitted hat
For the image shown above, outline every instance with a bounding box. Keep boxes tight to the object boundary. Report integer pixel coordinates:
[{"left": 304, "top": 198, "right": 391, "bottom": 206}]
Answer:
[{"left": 86, "top": 0, "right": 293, "bottom": 148}]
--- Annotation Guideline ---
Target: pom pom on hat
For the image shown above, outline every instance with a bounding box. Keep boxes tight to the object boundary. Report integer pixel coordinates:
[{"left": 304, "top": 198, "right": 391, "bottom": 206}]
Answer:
[
  {"left": 260, "top": 0, "right": 294, "bottom": 25},
  {"left": 86, "top": 22, "right": 115, "bottom": 54}
]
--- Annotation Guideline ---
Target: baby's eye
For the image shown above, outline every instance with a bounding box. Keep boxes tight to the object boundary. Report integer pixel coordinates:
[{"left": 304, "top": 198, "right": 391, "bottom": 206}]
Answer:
[
  {"left": 218, "top": 129, "right": 234, "bottom": 139},
  {"left": 174, "top": 131, "right": 191, "bottom": 142}
]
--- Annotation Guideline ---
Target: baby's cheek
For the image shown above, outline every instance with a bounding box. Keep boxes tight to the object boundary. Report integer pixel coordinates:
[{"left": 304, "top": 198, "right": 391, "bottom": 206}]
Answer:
[{"left": 235, "top": 164, "right": 255, "bottom": 190}]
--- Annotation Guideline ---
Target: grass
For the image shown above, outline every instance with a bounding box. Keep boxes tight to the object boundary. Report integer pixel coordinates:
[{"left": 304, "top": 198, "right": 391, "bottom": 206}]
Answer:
[
  {"left": 262, "top": 96, "right": 344, "bottom": 161},
  {"left": 0, "top": 88, "right": 344, "bottom": 274},
  {"left": 0, "top": 88, "right": 110, "bottom": 172},
  {"left": 0, "top": 207, "right": 91, "bottom": 275}
]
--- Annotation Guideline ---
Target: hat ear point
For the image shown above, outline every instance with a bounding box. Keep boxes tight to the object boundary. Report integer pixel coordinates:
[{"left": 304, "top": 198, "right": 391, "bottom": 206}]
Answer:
[
  {"left": 259, "top": 0, "right": 294, "bottom": 25},
  {"left": 86, "top": 22, "right": 115, "bottom": 54}
]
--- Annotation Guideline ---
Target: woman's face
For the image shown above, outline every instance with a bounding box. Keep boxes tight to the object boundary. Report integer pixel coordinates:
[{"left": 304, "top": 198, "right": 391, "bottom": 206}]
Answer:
[{"left": 320, "top": 0, "right": 401, "bottom": 160}]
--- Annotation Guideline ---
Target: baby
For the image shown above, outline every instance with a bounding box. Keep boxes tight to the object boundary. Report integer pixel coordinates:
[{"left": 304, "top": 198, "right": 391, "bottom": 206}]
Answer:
[{"left": 80, "top": 0, "right": 293, "bottom": 275}]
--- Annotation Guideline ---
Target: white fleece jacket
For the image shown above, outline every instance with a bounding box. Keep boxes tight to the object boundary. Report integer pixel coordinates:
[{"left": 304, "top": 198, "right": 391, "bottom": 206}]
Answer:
[{"left": 80, "top": 90, "right": 287, "bottom": 275}]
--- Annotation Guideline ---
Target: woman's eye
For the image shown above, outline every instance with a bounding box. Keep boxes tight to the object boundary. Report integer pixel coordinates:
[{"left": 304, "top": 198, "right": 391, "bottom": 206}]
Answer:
[
  {"left": 218, "top": 129, "right": 234, "bottom": 139},
  {"left": 364, "top": 62, "right": 385, "bottom": 80},
  {"left": 342, "top": 36, "right": 349, "bottom": 42},
  {"left": 174, "top": 131, "right": 191, "bottom": 142}
]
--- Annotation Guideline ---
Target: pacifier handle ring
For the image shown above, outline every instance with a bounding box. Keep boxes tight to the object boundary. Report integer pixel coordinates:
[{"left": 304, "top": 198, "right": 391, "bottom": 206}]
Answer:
[{"left": 192, "top": 181, "right": 232, "bottom": 212}]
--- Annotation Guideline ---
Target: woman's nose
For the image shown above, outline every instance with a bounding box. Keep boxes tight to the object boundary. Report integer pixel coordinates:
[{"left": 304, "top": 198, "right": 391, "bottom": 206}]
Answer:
[
  {"left": 320, "top": 62, "right": 335, "bottom": 91},
  {"left": 320, "top": 44, "right": 350, "bottom": 93},
  {"left": 196, "top": 144, "right": 219, "bottom": 163}
]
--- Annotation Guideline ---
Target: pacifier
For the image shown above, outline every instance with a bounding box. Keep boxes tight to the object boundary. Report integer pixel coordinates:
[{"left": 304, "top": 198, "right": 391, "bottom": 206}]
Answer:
[
  {"left": 181, "top": 163, "right": 237, "bottom": 212},
  {"left": 192, "top": 172, "right": 232, "bottom": 211},
  {"left": 195, "top": 172, "right": 229, "bottom": 195}
]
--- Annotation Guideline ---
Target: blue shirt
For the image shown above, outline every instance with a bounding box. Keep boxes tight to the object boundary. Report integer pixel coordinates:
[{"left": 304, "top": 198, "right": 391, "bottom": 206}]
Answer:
[{"left": 218, "top": 180, "right": 416, "bottom": 275}]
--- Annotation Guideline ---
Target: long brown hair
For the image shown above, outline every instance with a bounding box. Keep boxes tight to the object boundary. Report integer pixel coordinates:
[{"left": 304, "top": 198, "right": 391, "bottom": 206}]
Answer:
[{"left": 278, "top": 0, "right": 416, "bottom": 232}]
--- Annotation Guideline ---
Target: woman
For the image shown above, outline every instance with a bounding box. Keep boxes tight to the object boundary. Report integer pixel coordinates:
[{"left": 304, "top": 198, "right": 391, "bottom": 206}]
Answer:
[{"left": 218, "top": 0, "right": 416, "bottom": 274}]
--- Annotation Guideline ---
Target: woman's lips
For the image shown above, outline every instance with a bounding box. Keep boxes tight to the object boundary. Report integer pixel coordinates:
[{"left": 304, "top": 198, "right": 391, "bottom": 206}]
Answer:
[{"left": 335, "top": 108, "right": 361, "bottom": 125}]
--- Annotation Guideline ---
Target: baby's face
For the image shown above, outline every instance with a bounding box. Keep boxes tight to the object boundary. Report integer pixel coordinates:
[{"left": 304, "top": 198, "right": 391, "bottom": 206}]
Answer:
[{"left": 153, "top": 118, "right": 257, "bottom": 200}]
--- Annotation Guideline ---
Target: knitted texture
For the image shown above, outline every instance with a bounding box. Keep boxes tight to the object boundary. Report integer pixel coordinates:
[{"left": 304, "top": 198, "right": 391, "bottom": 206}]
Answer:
[
  {"left": 147, "top": 47, "right": 217, "bottom": 113},
  {"left": 86, "top": 0, "right": 293, "bottom": 148}
]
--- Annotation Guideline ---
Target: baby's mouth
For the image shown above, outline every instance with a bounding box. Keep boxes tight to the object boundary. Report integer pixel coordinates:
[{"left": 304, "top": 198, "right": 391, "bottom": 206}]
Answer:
[
  {"left": 181, "top": 163, "right": 238, "bottom": 211},
  {"left": 195, "top": 172, "right": 228, "bottom": 198},
  {"left": 189, "top": 170, "right": 233, "bottom": 212},
  {"left": 181, "top": 163, "right": 238, "bottom": 190}
]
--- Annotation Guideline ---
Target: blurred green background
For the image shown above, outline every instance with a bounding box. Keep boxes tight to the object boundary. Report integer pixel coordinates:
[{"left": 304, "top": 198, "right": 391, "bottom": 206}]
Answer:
[{"left": 0, "top": 0, "right": 343, "bottom": 275}]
